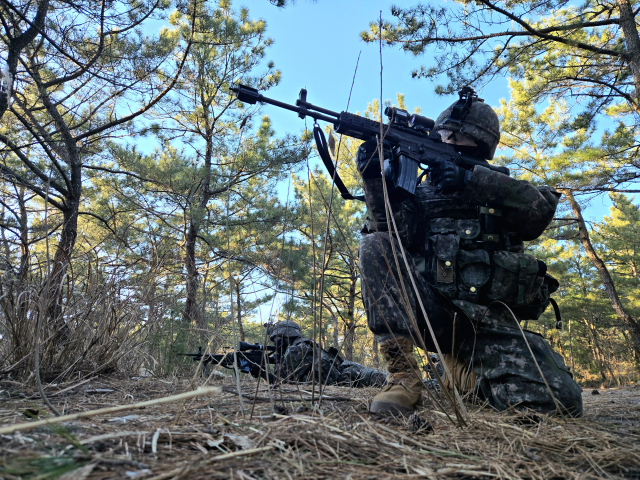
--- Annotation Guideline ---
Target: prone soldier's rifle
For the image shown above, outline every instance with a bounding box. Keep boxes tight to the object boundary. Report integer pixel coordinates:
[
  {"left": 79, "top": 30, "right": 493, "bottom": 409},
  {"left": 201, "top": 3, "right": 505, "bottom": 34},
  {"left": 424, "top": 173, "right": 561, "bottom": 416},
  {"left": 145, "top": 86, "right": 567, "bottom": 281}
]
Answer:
[
  {"left": 230, "top": 84, "right": 509, "bottom": 200},
  {"left": 179, "top": 342, "right": 277, "bottom": 383}
]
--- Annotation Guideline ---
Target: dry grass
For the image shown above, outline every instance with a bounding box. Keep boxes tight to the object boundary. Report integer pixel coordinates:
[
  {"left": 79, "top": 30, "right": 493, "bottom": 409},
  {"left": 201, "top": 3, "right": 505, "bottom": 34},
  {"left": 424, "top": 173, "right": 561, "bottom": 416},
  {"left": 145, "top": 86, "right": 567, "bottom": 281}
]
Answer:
[{"left": 1, "top": 376, "right": 639, "bottom": 479}]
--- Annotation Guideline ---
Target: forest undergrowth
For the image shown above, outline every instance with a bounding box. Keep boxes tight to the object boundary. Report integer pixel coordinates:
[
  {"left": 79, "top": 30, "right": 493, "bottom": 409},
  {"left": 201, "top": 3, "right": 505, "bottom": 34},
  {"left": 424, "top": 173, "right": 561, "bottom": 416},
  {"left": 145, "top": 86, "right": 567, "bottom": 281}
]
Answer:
[{"left": 1, "top": 376, "right": 639, "bottom": 479}]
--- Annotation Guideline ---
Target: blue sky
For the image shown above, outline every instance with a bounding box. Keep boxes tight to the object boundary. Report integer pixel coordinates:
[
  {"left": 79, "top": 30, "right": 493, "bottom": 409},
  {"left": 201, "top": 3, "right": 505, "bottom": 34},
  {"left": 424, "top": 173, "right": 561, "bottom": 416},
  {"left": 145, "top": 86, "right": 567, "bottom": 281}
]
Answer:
[{"left": 244, "top": 0, "right": 470, "bottom": 137}]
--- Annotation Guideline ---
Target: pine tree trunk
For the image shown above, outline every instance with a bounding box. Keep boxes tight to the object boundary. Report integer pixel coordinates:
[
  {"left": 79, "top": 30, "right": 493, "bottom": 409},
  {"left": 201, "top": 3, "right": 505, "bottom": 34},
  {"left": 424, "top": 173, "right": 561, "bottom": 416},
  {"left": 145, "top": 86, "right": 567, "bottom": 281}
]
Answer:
[
  {"left": 46, "top": 202, "right": 79, "bottom": 338},
  {"left": 616, "top": 0, "right": 640, "bottom": 105},
  {"left": 564, "top": 190, "right": 640, "bottom": 357},
  {"left": 236, "top": 280, "right": 245, "bottom": 342},
  {"left": 18, "top": 185, "right": 29, "bottom": 281},
  {"left": 182, "top": 221, "right": 199, "bottom": 327},
  {"left": 344, "top": 323, "right": 354, "bottom": 362},
  {"left": 182, "top": 134, "right": 213, "bottom": 333},
  {"left": 201, "top": 271, "right": 208, "bottom": 332},
  {"left": 582, "top": 317, "right": 608, "bottom": 384}
]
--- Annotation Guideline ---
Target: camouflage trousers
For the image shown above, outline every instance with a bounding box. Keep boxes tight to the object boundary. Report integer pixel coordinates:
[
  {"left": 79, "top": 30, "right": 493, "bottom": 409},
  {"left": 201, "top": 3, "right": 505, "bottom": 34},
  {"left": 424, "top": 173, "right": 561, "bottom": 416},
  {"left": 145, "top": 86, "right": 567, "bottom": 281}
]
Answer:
[
  {"left": 278, "top": 338, "right": 385, "bottom": 388},
  {"left": 359, "top": 232, "right": 583, "bottom": 416}
]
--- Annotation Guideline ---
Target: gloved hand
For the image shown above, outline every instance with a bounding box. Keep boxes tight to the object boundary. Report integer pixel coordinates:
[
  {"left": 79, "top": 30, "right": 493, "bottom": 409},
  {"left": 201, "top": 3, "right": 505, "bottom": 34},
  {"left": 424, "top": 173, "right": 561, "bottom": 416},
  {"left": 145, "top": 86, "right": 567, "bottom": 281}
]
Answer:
[
  {"left": 431, "top": 159, "right": 472, "bottom": 194},
  {"left": 356, "top": 139, "right": 392, "bottom": 180}
]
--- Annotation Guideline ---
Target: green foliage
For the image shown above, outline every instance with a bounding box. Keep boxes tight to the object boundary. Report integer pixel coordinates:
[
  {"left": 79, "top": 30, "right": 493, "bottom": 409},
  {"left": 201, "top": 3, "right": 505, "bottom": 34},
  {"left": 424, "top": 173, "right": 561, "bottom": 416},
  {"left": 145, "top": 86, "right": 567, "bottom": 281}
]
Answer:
[{"left": 595, "top": 194, "right": 640, "bottom": 318}]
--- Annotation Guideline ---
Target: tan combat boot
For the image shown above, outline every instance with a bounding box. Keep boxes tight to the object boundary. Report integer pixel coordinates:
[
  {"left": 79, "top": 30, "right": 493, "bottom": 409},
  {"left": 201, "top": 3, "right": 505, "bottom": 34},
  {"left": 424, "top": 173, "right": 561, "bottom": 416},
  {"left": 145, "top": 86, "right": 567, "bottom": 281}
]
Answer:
[
  {"left": 370, "top": 337, "right": 423, "bottom": 415},
  {"left": 443, "top": 354, "right": 476, "bottom": 393}
]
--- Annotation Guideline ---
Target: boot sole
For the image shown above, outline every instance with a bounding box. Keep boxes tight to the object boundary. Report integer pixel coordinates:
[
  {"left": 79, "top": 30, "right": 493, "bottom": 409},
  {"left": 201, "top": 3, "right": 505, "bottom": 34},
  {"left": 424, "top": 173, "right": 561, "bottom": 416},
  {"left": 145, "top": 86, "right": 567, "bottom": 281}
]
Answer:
[{"left": 370, "top": 400, "right": 414, "bottom": 416}]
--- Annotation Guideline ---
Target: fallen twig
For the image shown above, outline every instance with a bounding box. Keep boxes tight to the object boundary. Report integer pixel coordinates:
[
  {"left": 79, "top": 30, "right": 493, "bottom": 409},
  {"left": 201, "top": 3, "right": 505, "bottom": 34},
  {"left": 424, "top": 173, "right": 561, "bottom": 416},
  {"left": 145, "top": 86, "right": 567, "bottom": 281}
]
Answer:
[
  {"left": 223, "top": 387, "right": 351, "bottom": 403},
  {"left": 0, "top": 386, "right": 221, "bottom": 435}
]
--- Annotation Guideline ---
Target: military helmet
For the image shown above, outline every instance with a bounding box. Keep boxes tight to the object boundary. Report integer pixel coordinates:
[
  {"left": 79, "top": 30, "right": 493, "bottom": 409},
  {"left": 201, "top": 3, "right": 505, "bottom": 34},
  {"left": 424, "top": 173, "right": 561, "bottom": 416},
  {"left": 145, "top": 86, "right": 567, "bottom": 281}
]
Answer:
[
  {"left": 434, "top": 87, "right": 500, "bottom": 160},
  {"left": 268, "top": 320, "right": 302, "bottom": 341}
]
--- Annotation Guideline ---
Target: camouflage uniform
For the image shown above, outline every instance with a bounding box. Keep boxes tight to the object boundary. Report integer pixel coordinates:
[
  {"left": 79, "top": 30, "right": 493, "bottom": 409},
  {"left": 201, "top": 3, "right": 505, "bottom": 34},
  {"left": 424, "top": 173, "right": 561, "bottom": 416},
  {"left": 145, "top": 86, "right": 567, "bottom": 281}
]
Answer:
[
  {"left": 338, "top": 361, "right": 386, "bottom": 388},
  {"left": 277, "top": 337, "right": 342, "bottom": 384},
  {"left": 359, "top": 165, "right": 583, "bottom": 415},
  {"left": 271, "top": 322, "right": 386, "bottom": 387}
]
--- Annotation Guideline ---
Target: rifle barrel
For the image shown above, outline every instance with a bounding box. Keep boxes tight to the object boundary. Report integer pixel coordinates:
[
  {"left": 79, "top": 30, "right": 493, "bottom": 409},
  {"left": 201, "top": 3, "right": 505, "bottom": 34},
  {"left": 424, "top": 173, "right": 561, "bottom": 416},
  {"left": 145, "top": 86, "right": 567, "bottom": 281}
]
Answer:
[
  {"left": 230, "top": 84, "right": 338, "bottom": 125},
  {"left": 263, "top": 96, "right": 338, "bottom": 124}
]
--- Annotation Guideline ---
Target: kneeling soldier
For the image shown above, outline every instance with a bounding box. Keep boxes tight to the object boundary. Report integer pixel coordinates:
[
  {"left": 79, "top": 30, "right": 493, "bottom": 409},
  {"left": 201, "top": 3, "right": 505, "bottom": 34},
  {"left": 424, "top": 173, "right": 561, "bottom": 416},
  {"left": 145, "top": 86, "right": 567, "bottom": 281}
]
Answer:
[{"left": 357, "top": 90, "right": 582, "bottom": 416}]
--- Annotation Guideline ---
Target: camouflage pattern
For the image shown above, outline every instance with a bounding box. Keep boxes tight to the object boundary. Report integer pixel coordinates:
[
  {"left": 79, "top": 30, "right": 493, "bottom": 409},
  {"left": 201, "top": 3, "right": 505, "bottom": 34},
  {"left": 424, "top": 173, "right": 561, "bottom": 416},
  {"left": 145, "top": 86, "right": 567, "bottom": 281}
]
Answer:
[
  {"left": 360, "top": 231, "right": 457, "bottom": 344},
  {"left": 424, "top": 353, "right": 445, "bottom": 390},
  {"left": 338, "top": 361, "right": 386, "bottom": 388},
  {"left": 359, "top": 165, "right": 583, "bottom": 415},
  {"left": 425, "top": 354, "right": 444, "bottom": 380},
  {"left": 463, "top": 166, "right": 562, "bottom": 241},
  {"left": 459, "top": 323, "right": 582, "bottom": 415},
  {"left": 434, "top": 98, "right": 501, "bottom": 160},
  {"left": 277, "top": 337, "right": 341, "bottom": 384},
  {"left": 267, "top": 320, "right": 302, "bottom": 342},
  {"left": 276, "top": 336, "right": 386, "bottom": 388}
]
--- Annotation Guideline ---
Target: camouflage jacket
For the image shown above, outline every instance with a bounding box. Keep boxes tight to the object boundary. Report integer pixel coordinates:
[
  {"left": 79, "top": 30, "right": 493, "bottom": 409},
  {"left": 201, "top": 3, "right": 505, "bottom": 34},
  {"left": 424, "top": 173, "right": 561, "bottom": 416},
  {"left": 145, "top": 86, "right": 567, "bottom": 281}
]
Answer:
[
  {"left": 277, "top": 337, "right": 342, "bottom": 384},
  {"left": 277, "top": 337, "right": 385, "bottom": 387},
  {"left": 338, "top": 361, "right": 386, "bottom": 388},
  {"left": 362, "top": 166, "right": 561, "bottom": 317}
]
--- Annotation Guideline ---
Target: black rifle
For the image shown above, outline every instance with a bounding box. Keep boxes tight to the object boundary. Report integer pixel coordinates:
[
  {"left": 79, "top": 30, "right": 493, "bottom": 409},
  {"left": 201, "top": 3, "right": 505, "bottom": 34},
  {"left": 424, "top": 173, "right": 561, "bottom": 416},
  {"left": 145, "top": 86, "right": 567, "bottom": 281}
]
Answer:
[
  {"left": 230, "top": 84, "right": 509, "bottom": 200},
  {"left": 179, "top": 342, "right": 277, "bottom": 383}
]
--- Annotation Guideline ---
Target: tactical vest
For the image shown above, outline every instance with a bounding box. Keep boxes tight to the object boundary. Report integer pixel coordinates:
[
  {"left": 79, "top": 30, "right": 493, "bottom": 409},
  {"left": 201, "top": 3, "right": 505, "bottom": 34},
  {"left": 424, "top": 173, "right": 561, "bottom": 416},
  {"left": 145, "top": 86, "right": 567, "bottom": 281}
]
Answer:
[{"left": 413, "top": 178, "right": 557, "bottom": 321}]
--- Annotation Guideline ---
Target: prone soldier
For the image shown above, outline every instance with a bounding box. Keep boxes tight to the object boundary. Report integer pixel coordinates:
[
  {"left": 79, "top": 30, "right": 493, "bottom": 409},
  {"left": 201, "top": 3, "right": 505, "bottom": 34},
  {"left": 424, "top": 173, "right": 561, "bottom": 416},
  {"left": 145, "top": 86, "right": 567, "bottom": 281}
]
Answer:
[{"left": 268, "top": 320, "right": 386, "bottom": 388}]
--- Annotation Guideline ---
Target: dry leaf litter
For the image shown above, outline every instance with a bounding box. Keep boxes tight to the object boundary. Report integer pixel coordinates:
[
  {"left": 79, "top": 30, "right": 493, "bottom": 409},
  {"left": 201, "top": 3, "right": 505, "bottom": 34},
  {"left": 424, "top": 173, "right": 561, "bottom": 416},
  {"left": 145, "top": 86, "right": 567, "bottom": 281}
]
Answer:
[{"left": 0, "top": 376, "right": 639, "bottom": 479}]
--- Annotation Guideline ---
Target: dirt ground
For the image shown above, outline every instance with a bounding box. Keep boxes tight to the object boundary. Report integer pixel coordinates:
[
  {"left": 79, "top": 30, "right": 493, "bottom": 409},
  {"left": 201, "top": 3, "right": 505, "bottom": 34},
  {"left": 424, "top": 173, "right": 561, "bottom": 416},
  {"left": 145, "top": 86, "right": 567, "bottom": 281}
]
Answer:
[{"left": 0, "top": 375, "right": 639, "bottom": 479}]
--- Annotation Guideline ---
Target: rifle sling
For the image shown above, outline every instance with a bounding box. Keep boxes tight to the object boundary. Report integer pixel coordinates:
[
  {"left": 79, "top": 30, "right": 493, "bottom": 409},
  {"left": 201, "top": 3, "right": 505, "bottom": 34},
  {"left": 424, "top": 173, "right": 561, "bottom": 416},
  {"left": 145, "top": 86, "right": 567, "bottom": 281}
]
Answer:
[
  {"left": 549, "top": 297, "right": 562, "bottom": 329},
  {"left": 313, "top": 125, "right": 364, "bottom": 202}
]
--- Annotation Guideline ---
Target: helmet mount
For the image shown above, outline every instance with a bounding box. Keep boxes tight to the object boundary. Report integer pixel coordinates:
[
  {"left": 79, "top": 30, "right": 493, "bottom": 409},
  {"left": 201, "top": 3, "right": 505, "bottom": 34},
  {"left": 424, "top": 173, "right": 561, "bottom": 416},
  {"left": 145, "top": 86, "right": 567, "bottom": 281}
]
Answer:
[
  {"left": 434, "top": 86, "right": 500, "bottom": 160},
  {"left": 444, "top": 86, "right": 480, "bottom": 125}
]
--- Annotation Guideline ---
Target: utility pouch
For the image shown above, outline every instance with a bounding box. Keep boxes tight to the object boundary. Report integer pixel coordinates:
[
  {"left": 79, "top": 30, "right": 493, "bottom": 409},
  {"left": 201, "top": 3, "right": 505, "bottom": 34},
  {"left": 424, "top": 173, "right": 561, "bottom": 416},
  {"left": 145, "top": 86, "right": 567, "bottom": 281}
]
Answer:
[
  {"left": 430, "top": 217, "right": 455, "bottom": 234},
  {"left": 486, "top": 251, "right": 540, "bottom": 306},
  {"left": 457, "top": 249, "right": 491, "bottom": 302},
  {"left": 429, "top": 234, "right": 459, "bottom": 284},
  {"left": 456, "top": 219, "right": 481, "bottom": 240},
  {"left": 512, "top": 273, "right": 559, "bottom": 320}
]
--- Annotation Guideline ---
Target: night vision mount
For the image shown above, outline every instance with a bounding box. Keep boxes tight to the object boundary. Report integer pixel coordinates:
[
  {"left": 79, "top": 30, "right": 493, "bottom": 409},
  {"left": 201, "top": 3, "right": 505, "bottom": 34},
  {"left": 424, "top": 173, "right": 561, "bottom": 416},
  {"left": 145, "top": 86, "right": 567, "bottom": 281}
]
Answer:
[{"left": 443, "top": 86, "right": 481, "bottom": 125}]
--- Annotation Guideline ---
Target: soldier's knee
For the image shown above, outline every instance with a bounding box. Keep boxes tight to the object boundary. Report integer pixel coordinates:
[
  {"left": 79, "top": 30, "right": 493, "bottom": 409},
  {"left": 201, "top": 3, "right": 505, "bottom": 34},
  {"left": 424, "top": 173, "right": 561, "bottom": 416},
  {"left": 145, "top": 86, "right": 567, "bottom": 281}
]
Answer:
[
  {"left": 552, "top": 373, "right": 583, "bottom": 417},
  {"left": 477, "top": 374, "right": 583, "bottom": 417}
]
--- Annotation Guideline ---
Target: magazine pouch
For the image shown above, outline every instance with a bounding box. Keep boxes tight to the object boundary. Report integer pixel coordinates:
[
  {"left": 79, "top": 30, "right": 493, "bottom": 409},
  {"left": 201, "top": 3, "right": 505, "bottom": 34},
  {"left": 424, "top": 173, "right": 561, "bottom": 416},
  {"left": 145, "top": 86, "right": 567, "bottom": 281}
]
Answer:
[
  {"left": 486, "top": 251, "right": 540, "bottom": 306},
  {"left": 429, "top": 233, "right": 459, "bottom": 286}
]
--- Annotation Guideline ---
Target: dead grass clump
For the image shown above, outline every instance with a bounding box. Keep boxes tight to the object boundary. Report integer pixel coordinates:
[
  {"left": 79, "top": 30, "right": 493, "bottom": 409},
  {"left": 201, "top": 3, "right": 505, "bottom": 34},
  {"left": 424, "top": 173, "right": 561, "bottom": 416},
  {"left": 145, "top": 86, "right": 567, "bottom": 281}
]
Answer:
[
  {"left": 0, "top": 268, "right": 154, "bottom": 384},
  {"left": 0, "top": 377, "right": 639, "bottom": 479}
]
